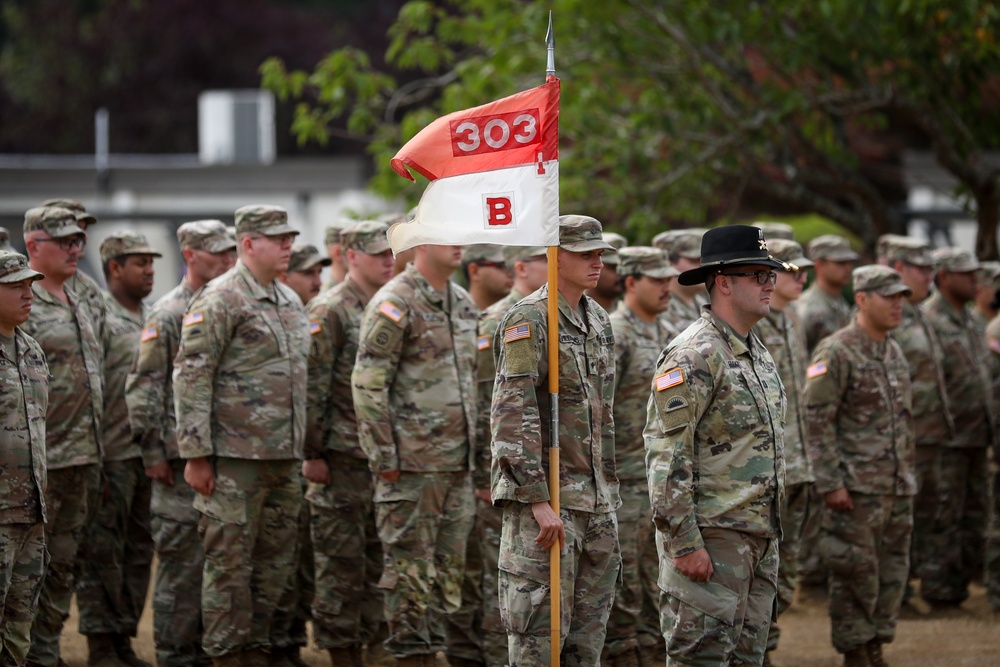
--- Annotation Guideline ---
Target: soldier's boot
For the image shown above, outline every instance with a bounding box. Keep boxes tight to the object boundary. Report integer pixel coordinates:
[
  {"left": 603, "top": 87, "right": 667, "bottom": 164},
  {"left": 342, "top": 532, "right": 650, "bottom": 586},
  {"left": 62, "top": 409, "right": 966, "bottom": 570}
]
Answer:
[
  {"left": 327, "top": 646, "right": 365, "bottom": 667},
  {"left": 842, "top": 647, "right": 872, "bottom": 667},
  {"left": 112, "top": 634, "right": 153, "bottom": 667},
  {"left": 762, "top": 651, "right": 776, "bottom": 667},
  {"left": 87, "top": 634, "right": 128, "bottom": 667},
  {"left": 865, "top": 641, "right": 889, "bottom": 667},
  {"left": 211, "top": 651, "right": 244, "bottom": 667},
  {"left": 268, "top": 646, "right": 310, "bottom": 667}
]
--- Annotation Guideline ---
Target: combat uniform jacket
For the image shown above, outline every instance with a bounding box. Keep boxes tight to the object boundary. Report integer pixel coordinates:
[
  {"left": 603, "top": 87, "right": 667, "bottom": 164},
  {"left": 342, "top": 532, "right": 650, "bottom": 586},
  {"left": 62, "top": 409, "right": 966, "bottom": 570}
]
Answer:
[
  {"left": 352, "top": 264, "right": 478, "bottom": 474},
  {"left": 922, "top": 292, "right": 997, "bottom": 450},
  {"left": 664, "top": 292, "right": 706, "bottom": 332},
  {"left": 0, "top": 329, "right": 49, "bottom": 524},
  {"left": 125, "top": 278, "right": 193, "bottom": 467},
  {"left": 66, "top": 270, "right": 108, "bottom": 352},
  {"left": 305, "top": 275, "right": 372, "bottom": 462},
  {"left": 475, "top": 288, "right": 524, "bottom": 488},
  {"left": 610, "top": 301, "right": 677, "bottom": 482},
  {"left": 174, "top": 262, "right": 309, "bottom": 461},
  {"left": 804, "top": 321, "right": 916, "bottom": 497},
  {"left": 101, "top": 294, "right": 144, "bottom": 462},
  {"left": 755, "top": 306, "right": 814, "bottom": 486},
  {"left": 895, "top": 300, "right": 954, "bottom": 447},
  {"left": 643, "top": 308, "right": 786, "bottom": 558},
  {"left": 23, "top": 283, "right": 104, "bottom": 469},
  {"left": 491, "top": 285, "right": 620, "bottom": 514},
  {"left": 796, "top": 283, "right": 851, "bottom": 354}
]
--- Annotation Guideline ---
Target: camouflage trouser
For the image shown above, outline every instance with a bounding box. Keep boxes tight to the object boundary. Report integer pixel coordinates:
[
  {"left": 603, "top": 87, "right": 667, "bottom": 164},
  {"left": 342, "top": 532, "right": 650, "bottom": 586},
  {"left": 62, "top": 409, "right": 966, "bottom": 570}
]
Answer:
[
  {"left": 28, "top": 463, "right": 101, "bottom": 667},
  {"left": 197, "top": 458, "right": 302, "bottom": 658},
  {"left": 796, "top": 487, "right": 827, "bottom": 587},
  {"left": 477, "top": 501, "right": 507, "bottom": 667},
  {"left": 767, "top": 481, "right": 817, "bottom": 652},
  {"left": 0, "top": 522, "right": 46, "bottom": 666},
  {"left": 820, "top": 493, "right": 912, "bottom": 654},
  {"left": 271, "top": 473, "right": 313, "bottom": 651},
  {"left": 605, "top": 479, "right": 659, "bottom": 659},
  {"left": 499, "top": 504, "right": 620, "bottom": 667},
  {"left": 445, "top": 502, "right": 483, "bottom": 662},
  {"left": 986, "top": 463, "right": 1000, "bottom": 610},
  {"left": 77, "top": 458, "right": 154, "bottom": 636},
  {"left": 375, "top": 471, "right": 474, "bottom": 658},
  {"left": 909, "top": 445, "right": 941, "bottom": 582},
  {"left": 658, "top": 527, "right": 777, "bottom": 667},
  {"left": 150, "top": 459, "right": 208, "bottom": 667},
  {"left": 308, "top": 458, "right": 383, "bottom": 649},
  {"left": 921, "top": 446, "right": 987, "bottom": 604}
]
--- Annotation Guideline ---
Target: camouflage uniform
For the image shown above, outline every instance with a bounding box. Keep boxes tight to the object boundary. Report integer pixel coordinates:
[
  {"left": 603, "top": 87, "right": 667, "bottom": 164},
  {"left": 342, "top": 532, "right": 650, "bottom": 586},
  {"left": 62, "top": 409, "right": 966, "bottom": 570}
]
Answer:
[
  {"left": 0, "top": 251, "right": 48, "bottom": 667},
  {"left": 352, "top": 262, "right": 478, "bottom": 659},
  {"left": 920, "top": 251, "right": 998, "bottom": 605},
  {"left": 805, "top": 301, "right": 915, "bottom": 655},
  {"left": 320, "top": 221, "right": 350, "bottom": 293},
  {"left": 41, "top": 200, "right": 107, "bottom": 338},
  {"left": 606, "top": 248, "right": 680, "bottom": 663},
  {"left": 21, "top": 208, "right": 105, "bottom": 667},
  {"left": 986, "top": 315, "right": 1000, "bottom": 609},
  {"left": 644, "top": 308, "right": 784, "bottom": 667},
  {"left": 77, "top": 235, "right": 160, "bottom": 649},
  {"left": 304, "top": 223, "right": 391, "bottom": 654},
  {"left": 174, "top": 208, "right": 309, "bottom": 660},
  {"left": 796, "top": 285, "right": 851, "bottom": 355}
]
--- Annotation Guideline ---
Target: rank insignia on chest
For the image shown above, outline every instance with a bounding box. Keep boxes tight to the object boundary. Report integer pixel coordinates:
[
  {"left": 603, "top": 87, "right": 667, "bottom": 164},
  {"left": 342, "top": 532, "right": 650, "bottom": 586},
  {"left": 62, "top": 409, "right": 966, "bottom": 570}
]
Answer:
[
  {"left": 655, "top": 368, "right": 684, "bottom": 391},
  {"left": 505, "top": 323, "right": 530, "bottom": 343},
  {"left": 183, "top": 311, "right": 204, "bottom": 327},
  {"left": 806, "top": 361, "right": 828, "bottom": 378},
  {"left": 309, "top": 320, "right": 322, "bottom": 335},
  {"left": 477, "top": 335, "right": 490, "bottom": 350},
  {"left": 140, "top": 325, "right": 158, "bottom": 342},
  {"left": 378, "top": 301, "right": 404, "bottom": 323}
]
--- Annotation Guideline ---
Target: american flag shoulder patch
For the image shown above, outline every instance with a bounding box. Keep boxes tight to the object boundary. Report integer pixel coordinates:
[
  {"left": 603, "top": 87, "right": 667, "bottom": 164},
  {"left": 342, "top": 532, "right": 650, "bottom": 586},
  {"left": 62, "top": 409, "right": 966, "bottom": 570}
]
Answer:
[
  {"left": 806, "top": 362, "right": 828, "bottom": 379},
  {"left": 655, "top": 368, "right": 684, "bottom": 391},
  {"left": 378, "top": 301, "right": 404, "bottom": 323},
  {"left": 504, "top": 323, "right": 530, "bottom": 343},
  {"left": 183, "top": 311, "right": 204, "bottom": 327},
  {"left": 140, "top": 325, "right": 158, "bottom": 342},
  {"left": 309, "top": 320, "right": 322, "bottom": 335},
  {"left": 477, "top": 335, "right": 490, "bottom": 350}
]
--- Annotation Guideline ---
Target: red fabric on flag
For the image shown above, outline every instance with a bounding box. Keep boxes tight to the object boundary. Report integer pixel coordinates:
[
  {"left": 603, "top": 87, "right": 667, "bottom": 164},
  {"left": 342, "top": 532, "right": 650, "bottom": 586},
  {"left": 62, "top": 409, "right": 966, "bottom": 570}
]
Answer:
[{"left": 391, "top": 77, "right": 560, "bottom": 182}]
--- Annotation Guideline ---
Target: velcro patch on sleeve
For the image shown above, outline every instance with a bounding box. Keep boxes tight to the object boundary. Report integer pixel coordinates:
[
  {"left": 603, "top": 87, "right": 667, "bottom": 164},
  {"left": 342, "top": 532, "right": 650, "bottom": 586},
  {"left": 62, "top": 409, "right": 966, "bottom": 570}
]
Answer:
[
  {"left": 654, "top": 393, "right": 691, "bottom": 434},
  {"left": 183, "top": 311, "right": 204, "bottom": 327},
  {"left": 309, "top": 320, "right": 322, "bottom": 335},
  {"left": 655, "top": 368, "right": 684, "bottom": 391},
  {"left": 504, "top": 323, "right": 530, "bottom": 342},
  {"left": 806, "top": 362, "right": 828, "bottom": 379},
  {"left": 477, "top": 335, "right": 490, "bottom": 350},
  {"left": 377, "top": 301, "right": 405, "bottom": 323},
  {"left": 367, "top": 320, "right": 403, "bottom": 354},
  {"left": 140, "top": 325, "right": 158, "bottom": 342}
]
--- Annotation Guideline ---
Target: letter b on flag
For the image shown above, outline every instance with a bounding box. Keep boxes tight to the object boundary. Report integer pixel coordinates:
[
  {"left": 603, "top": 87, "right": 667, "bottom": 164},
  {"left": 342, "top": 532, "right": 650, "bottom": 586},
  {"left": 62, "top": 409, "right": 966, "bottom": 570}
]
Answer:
[{"left": 483, "top": 193, "right": 515, "bottom": 227}]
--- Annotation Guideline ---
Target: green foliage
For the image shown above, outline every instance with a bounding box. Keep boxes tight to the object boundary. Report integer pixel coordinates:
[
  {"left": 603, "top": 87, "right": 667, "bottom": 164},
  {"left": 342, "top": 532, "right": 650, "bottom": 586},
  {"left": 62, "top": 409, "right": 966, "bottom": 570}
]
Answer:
[{"left": 262, "top": 0, "right": 1000, "bottom": 244}]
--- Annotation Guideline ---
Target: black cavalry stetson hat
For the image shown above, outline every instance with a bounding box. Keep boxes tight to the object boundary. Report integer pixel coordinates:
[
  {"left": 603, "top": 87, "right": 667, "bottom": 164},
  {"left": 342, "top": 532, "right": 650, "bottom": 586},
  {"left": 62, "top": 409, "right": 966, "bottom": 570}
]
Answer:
[{"left": 677, "top": 224, "right": 787, "bottom": 286}]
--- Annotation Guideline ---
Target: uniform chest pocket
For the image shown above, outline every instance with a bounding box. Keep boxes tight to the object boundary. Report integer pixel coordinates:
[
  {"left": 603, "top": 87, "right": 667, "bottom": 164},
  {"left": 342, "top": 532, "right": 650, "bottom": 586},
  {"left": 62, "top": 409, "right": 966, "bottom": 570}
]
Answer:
[{"left": 239, "top": 312, "right": 283, "bottom": 357}]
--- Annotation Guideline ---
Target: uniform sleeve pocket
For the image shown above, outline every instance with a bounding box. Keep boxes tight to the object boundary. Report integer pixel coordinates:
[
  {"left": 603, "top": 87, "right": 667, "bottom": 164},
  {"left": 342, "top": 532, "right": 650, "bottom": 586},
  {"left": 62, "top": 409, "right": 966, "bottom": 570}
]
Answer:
[{"left": 659, "top": 564, "right": 739, "bottom": 625}]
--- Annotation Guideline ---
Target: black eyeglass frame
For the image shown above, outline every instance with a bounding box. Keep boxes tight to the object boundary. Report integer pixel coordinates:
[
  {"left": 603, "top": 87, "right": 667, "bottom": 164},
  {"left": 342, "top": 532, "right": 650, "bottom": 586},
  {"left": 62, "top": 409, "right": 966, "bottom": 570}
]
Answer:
[{"left": 718, "top": 270, "right": 778, "bottom": 286}]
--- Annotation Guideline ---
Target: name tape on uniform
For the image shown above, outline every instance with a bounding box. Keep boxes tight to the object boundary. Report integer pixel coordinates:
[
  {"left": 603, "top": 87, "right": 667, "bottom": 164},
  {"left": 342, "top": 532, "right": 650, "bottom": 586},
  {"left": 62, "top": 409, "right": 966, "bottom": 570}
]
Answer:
[{"left": 655, "top": 368, "right": 684, "bottom": 391}]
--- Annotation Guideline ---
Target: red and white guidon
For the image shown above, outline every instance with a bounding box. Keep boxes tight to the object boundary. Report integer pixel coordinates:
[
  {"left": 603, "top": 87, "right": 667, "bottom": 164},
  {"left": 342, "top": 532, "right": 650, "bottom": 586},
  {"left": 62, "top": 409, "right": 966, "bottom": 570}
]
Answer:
[{"left": 386, "top": 77, "right": 560, "bottom": 254}]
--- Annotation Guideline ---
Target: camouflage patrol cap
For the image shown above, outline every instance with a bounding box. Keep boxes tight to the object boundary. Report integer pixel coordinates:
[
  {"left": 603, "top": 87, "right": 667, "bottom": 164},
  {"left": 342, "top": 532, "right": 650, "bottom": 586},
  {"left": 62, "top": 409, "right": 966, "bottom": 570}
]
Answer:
[
  {"left": 853, "top": 265, "right": 912, "bottom": 296},
  {"left": 883, "top": 237, "right": 933, "bottom": 268},
  {"left": 287, "top": 243, "right": 332, "bottom": 272},
  {"left": 0, "top": 250, "right": 43, "bottom": 284},
  {"left": 617, "top": 247, "right": 678, "bottom": 279},
  {"left": 664, "top": 229, "right": 706, "bottom": 260},
  {"left": 753, "top": 221, "right": 795, "bottom": 241},
  {"left": 876, "top": 234, "right": 911, "bottom": 262},
  {"left": 99, "top": 231, "right": 162, "bottom": 264},
  {"left": 767, "top": 239, "right": 813, "bottom": 269},
  {"left": 0, "top": 227, "right": 10, "bottom": 252},
  {"left": 234, "top": 205, "right": 299, "bottom": 237},
  {"left": 341, "top": 220, "right": 391, "bottom": 254},
  {"left": 807, "top": 234, "right": 860, "bottom": 262},
  {"left": 177, "top": 220, "right": 237, "bottom": 253},
  {"left": 601, "top": 232, "right": 629, "bottom": 266},
  {"left": 324, "top": 219, "right": 354, "bottom": 246},
  {"left": 558, "top": 215, "right": 615, "bottom": 252},
  {"left": 931, "top": 247, "right": 979, "bottom": 273},
  {"left": 40, "top": 198, "right": 97, "bottom": 226},
  {"left": 462, "top": 244, "right": 506, "bottom": 266},
  {"left": 503, "top": 245, "right": 547, "bottom": 268},
  {"left": 977, "top": 260, "right": 1000, "bottom": 287},
  {"left": 23, "top": 207, "right": 86, "bottom": 238}
]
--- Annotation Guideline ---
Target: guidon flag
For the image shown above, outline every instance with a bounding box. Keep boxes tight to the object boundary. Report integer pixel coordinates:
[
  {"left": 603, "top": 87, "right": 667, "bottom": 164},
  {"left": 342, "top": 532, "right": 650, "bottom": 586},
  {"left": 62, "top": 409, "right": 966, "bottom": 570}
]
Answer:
[{"left": 386, "top": 77, "right": 561, "bottom": 254}]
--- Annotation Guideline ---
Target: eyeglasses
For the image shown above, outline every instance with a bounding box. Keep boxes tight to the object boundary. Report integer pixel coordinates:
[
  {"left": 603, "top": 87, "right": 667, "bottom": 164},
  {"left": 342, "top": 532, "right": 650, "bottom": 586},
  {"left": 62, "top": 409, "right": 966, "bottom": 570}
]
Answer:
[
  {"left": 36, "top": 236, "right": 85, "bottom": 251},
  {"left": 721, "top": 270, "right": 777, "bottom": 286}
]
